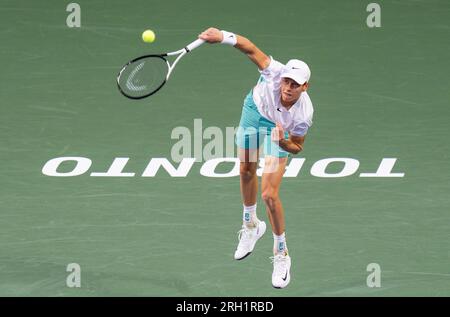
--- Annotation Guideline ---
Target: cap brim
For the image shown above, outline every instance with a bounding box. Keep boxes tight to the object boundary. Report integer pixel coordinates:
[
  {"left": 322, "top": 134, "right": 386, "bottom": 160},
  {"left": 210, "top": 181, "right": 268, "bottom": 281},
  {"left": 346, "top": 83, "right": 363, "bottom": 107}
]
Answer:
[{"left": 280, "top": 72, "right": 307, "bottom": 85}]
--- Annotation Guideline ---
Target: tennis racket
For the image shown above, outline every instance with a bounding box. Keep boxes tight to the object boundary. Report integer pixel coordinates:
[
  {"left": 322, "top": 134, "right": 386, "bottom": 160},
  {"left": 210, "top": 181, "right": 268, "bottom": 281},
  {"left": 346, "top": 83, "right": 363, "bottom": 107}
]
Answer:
[{"left": 117, "top": 38, "right": 205, "bottom": 99}]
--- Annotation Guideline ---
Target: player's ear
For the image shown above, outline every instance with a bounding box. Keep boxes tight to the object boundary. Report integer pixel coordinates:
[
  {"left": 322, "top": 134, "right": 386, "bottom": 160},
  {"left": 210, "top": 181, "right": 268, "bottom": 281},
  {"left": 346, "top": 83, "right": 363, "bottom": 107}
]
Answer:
[{"left": 302, "top": 82, "right": 309, "bottom": 91}]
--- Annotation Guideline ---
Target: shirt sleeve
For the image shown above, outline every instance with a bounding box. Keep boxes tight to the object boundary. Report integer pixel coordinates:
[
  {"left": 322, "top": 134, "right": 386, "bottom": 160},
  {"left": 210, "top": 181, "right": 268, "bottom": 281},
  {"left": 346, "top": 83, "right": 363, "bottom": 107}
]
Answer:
[
  {"left": 258, "top": 56, "right": 284, "bottom": 83},
  {"left": 290, "top": 120, "right": 312, "bottom": 137}
]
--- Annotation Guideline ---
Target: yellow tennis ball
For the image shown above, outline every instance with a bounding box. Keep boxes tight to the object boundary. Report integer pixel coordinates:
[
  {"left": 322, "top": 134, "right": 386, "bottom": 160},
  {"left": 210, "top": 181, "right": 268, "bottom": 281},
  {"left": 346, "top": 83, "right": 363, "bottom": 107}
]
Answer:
[{"left": 142, "top": 30, "right": 156, "bottom": 43}]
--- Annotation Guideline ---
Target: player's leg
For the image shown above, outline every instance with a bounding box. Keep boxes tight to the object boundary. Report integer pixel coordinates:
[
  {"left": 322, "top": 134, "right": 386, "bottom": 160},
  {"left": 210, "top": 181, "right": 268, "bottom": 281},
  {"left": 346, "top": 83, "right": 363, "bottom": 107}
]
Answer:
[
  {"left": 235, "top": 92, "right": 263, "bottom": 226},
  {"left": 261, "top": 155, "right": 288, "bottom": 246},
  {"left": 262, "top": 132, "right": 292, "bottom": 289},
  {"left": 233, "top": 91, "right": 267, "bottom": 260},
  {"left": 234, "top": 148, "right": 267, "bottom": 261},
  {"left": 238, "top": 147, "right": 259, "bottom": 208}
]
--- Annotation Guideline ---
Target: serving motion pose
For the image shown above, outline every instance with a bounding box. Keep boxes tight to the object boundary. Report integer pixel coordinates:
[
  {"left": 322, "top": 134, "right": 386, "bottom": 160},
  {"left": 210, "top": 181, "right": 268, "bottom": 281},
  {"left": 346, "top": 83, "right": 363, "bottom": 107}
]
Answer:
[{"left": 199, "top": 27, "right": 313, "bottom": 289}]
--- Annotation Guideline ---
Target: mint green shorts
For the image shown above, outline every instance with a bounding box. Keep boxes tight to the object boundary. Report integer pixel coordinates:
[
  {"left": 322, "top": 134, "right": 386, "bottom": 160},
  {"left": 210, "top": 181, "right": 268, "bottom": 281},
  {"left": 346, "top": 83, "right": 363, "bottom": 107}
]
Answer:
[{"left": 235, "top": 90, "right": 289, "bottom": 158}]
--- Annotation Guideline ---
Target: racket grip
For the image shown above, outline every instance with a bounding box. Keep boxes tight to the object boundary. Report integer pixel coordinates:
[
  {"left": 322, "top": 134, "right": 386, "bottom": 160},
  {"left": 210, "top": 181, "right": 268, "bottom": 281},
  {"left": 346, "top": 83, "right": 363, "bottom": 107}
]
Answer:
[{"left": 186, "top": 39, "right": 205, "bottom": 52}]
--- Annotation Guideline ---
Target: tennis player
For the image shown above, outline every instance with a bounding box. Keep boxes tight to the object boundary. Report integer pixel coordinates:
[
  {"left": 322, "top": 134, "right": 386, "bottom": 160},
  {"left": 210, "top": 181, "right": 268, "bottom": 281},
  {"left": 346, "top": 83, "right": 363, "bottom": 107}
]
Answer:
[{"left": 199, "top": 27, "right": 313, "bottom": 289}]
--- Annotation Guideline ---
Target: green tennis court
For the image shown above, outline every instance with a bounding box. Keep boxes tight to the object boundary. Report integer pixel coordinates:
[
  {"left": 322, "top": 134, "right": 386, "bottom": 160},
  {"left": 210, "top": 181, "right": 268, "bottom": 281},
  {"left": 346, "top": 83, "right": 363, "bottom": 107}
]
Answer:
[{"left": 0, "top": 0, "right": 449, "bottom": 296}]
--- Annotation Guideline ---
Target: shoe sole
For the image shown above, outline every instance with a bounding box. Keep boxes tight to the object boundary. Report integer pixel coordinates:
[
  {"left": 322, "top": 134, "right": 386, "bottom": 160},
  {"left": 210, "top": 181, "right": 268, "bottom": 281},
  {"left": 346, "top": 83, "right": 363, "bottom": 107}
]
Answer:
[{"left": 235, "top": 252, "right": 252, "bottom": 261}]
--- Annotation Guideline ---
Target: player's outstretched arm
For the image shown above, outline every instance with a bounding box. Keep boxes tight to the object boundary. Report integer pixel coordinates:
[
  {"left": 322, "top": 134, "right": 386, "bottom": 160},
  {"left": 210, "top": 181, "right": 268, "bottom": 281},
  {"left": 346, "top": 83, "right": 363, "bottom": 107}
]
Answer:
[{"left": 199, "top": 27, "right": 271, "bottom": 70}]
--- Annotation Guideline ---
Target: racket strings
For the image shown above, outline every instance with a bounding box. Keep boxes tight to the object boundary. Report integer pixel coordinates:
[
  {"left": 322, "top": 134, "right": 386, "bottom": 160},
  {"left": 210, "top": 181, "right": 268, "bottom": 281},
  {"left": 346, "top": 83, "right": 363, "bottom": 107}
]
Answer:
[
  {"left": 125, "top": 62, "right": 146, "bottom": 91},
  {"left": 118, "top": 56, "right": 169, "bottom": 99}
]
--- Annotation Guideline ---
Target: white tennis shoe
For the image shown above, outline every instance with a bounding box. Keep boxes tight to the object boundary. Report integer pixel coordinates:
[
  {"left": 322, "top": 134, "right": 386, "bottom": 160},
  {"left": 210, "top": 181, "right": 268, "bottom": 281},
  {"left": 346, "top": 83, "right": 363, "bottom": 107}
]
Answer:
[
  {"left": 234, "top": 220, "right": 266, "bottom": 260},
  {"left": 271, "top": 253, "right": 291, "bottom": 289}
]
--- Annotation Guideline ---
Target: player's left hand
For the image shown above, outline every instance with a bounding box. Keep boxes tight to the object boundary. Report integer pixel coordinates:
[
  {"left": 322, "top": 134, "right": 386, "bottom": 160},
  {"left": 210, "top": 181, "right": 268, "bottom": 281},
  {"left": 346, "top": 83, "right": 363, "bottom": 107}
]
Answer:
[{"left": 271, "top": 122, "right": 285, "bottom": 142}]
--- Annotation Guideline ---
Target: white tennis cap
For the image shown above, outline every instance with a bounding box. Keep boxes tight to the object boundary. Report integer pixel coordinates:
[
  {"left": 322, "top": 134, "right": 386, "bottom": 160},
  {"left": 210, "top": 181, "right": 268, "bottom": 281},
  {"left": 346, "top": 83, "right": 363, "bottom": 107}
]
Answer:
[{"left": 280, "top": 59, "right": 311, "bottom": 85}]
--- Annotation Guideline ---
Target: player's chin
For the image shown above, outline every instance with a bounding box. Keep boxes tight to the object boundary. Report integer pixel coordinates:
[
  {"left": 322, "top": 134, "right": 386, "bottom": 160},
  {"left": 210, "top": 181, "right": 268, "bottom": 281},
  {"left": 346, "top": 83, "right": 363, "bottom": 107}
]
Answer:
[{"left": 282, "top": 93, "right": 293, "bottom": 102}]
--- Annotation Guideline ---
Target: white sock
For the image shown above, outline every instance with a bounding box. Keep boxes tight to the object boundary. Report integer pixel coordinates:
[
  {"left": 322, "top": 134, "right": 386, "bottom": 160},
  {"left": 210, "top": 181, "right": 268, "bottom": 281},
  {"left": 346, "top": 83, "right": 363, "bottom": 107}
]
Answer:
[
  {"left": 243, "top": 204, "right": 259, "bottom": 228},
  {"left": 273, "top": 232, "right": 288, "bottom": 255}
]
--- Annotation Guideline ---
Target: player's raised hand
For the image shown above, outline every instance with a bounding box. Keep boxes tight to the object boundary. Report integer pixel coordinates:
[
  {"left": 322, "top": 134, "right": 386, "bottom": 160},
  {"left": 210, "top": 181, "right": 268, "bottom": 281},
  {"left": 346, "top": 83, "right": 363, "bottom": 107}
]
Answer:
[{"left": 198, "top": 27, "right": 223, "bottom": 43}]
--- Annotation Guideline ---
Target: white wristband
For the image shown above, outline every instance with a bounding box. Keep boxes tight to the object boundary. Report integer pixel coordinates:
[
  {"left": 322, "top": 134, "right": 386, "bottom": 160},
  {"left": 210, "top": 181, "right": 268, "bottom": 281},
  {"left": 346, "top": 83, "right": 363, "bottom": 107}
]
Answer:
[{"left": 220, "top": 30, "right": 237, "bottom": 46}]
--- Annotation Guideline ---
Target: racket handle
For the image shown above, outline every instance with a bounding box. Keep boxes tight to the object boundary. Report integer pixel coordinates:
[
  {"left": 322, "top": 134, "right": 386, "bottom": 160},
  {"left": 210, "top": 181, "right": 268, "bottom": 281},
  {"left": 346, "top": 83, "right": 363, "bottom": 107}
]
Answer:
[{"left": 185, "top": 39, "right": 205, "bottom": 52}]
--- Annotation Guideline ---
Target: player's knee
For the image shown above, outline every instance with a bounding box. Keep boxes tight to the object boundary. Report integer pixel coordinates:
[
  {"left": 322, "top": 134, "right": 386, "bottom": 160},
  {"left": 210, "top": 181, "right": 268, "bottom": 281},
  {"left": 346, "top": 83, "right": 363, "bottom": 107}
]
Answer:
[
  {"left": 240, "top": 162, "right": 257, "bottom": 180},
  {"left": 261, "top": 188, "right": 278, "bottom": 205}
]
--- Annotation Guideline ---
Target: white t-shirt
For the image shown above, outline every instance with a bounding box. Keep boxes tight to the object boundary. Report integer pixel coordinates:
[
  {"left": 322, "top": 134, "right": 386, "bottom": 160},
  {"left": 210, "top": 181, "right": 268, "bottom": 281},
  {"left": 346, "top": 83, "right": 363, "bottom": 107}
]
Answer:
[{"left": 252, "top": 57, "right": 314, "bottom": 137}]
